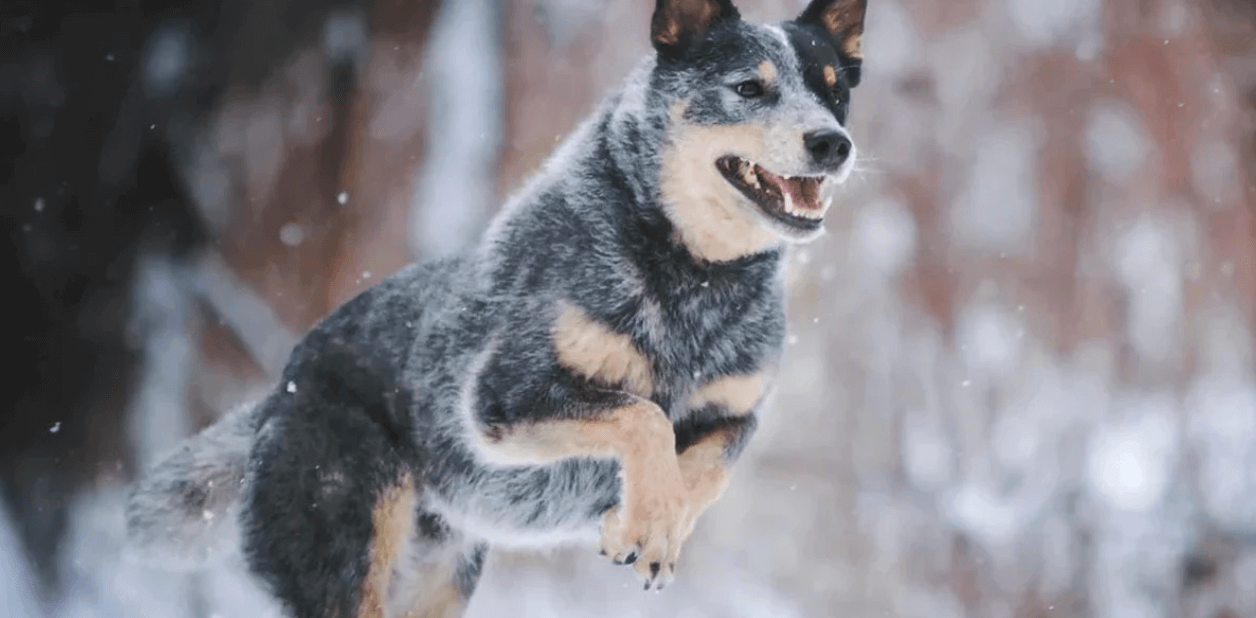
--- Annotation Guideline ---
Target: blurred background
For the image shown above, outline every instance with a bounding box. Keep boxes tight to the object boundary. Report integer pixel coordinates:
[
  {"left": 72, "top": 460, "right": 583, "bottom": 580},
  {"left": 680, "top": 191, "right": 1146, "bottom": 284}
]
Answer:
[{"left": 3, "top": 0, "right": 1256, "bottom": 616}]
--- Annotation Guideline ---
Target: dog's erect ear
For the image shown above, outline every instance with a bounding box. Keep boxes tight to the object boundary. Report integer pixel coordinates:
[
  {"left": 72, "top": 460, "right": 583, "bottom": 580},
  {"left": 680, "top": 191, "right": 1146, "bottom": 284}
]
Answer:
[
  {"left": 651, "top": 0, "right": 740, "bottom": 57},
  {"left": 796, "top": 0, "right": 867, "bottom": 83}
]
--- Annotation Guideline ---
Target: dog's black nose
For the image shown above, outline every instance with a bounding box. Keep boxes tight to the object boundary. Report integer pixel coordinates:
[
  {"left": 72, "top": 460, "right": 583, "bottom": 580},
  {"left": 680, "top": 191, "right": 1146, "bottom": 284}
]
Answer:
[{"left": 804, "top": 130, "right": 852, "bottom": 169}]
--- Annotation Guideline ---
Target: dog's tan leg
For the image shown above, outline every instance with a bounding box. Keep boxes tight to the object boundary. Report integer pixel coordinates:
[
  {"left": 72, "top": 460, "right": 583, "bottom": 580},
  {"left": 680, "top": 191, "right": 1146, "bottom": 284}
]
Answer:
[
  {"left": 667, "top": 371, "right": 770, "bottom": 548},
  {"left": 358, "top": 478, "right": 417, "bottom": 618},
  {"left": 478, "top": 399, "right": 687, "bottom": 589},
  {"left": 677, "top": 431, "right": 735, "bottom": 525}
]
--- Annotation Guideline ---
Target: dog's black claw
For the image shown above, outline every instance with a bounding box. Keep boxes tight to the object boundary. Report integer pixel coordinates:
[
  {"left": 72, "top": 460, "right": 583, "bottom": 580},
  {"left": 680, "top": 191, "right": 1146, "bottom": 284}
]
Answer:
[
  {"left": 623, "top": 551, "right": 638, "bottom": 565},
  {"left": 649, "top": 562, "right": 660, "bottom": 578},
  {"left": 644, "top": 580, "right": 651, "bottom": 591},
  {"left": 598, "top": 549, "right": 607, "bottom": 557}
]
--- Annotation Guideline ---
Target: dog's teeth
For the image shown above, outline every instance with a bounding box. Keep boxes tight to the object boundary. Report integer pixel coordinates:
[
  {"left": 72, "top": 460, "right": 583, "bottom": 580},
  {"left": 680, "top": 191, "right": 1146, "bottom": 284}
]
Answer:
[
  {"left": 822, "top": 197, "right": 832, "bottom": 211},
  {"left": 783, "top": 191, "right": 795, "bottom": 213}
]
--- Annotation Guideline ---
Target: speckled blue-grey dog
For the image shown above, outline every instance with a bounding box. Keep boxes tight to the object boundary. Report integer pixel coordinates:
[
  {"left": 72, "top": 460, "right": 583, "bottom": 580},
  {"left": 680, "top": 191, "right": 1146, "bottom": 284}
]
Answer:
[{"left": 126, "top": 0, "right": 868, "bottom": 615}]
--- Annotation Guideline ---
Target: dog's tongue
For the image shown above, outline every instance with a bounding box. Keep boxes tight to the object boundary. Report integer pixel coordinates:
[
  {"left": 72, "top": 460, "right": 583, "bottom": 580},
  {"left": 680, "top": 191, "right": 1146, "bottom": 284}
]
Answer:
[{"left": 761, "top": 170, "right": 822, "bottom": 211}]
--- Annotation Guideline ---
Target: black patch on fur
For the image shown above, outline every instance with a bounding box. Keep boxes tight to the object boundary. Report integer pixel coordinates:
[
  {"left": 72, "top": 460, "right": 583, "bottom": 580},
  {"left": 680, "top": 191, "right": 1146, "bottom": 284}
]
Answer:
[
  {"left": 285, "top": 337, "right": 417, "bottom": 451},
  {"left": 782, "top": 21, "right": 856, "bottom": 124},
  {"left": 454, "top": 543, "right": 489, "bottom": 598},
  {"left": 242, "top": 335, "right": 425, "bottom": 617},
  {"left": 674, "top": 405, "right": 758, "bottom": 460},
  {"left": 416, "top": 509, "right": 450, "bottom": 542}
]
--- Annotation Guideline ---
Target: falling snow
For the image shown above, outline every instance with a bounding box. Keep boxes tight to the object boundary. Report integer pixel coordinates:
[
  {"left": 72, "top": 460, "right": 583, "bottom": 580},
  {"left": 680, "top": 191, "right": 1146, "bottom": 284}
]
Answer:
[
  {"left": 278, "top": 222, "right": 305, "bottom": 247},
  {"left": 8, "top": 1, "right": 1256, "bottom": 617}
]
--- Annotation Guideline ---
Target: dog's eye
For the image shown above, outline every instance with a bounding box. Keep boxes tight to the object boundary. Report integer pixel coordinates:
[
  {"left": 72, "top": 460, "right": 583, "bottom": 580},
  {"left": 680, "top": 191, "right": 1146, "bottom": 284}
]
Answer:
[{"left": 734, "top": 80, "right": 765, "bottom": 98}]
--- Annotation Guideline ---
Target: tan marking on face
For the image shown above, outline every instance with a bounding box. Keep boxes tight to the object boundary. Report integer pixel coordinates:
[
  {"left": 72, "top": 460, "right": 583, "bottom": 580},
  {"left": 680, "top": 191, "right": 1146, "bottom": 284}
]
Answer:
[
  {"left": 359, "top": 477, "right": 417, "bottom": 618},
  {"left": 756, "top": 60, "right": 777, "bottom": 83},
  {"left": 823, "top": 64, "right": 838, "bottom": 87},
  {"left": 660, "top": 104, "right": 782, "bottom": 262},
  {"left": 551, "top": 302, "right": 653, "bottom": 398},
  {"left": 843, "top": 34, "right": 862, "bottom": 59},
  {"left": 689, "top": 372, "right": 770, "bottom": 416}
]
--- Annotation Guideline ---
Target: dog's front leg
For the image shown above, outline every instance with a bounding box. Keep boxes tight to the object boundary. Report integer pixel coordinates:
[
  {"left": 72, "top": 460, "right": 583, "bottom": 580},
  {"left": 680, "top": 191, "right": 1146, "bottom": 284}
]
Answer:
[
  {"left": 673, "top": 414, "right": 757, "bottom": 535},
  {"left": 595, "top": 412, "right": 757, "bottom": 590},
  {"left": 476, "top": 395, "right": 688, "bottom": 590},
  {"left": 656, "top": 370, "right": 771, "bottom": 565},
  {"left": 591, "top": 400, "right": 690, "bottom": 590}
]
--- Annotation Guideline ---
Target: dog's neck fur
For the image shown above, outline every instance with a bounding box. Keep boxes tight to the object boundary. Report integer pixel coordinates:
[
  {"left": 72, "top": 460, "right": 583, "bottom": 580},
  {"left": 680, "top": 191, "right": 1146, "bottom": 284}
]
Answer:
[{"left": 604, "top": 58, "right": 670, "bottom": 212}]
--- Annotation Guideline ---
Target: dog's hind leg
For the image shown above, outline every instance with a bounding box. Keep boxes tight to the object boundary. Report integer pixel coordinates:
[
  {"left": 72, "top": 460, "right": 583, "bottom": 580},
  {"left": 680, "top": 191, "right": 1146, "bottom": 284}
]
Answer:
[
  {"left": 242, "top": 401, "right": 422, "bottom": 618},
  {"left": 391, "top": 515, "right": 487, "bottom": 618},
  {"left": 240, "top": 342, "right": 426, "bottom": 618}
]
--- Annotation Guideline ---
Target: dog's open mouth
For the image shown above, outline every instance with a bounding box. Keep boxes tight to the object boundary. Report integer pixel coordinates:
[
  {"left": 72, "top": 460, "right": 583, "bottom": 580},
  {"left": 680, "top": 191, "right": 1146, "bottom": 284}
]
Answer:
[{"left": 716, "top": 155, "right": 829, "bottom": 231}]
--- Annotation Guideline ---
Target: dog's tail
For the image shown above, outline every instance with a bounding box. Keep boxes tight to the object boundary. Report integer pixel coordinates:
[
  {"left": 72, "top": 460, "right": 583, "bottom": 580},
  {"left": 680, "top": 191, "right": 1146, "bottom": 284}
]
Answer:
[{"left": 125, "top": 402, "right": 260, "bottom": 569}]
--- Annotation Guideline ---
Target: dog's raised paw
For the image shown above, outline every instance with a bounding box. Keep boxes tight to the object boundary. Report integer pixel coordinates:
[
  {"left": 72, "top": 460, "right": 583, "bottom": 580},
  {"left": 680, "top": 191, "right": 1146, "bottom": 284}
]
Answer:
[{"left": 599, "top": 496, "right": 691, "bottom": 591}]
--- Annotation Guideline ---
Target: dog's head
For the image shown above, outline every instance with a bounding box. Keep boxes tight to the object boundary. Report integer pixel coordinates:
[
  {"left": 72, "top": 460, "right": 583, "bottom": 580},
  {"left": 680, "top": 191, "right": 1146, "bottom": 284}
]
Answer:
[{"left": 649, "top": 0, "right": 867, "bottom": 261}]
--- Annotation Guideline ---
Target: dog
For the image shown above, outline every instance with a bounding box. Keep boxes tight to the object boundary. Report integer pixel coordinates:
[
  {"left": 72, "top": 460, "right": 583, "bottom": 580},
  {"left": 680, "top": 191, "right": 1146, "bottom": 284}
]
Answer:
[{"left": 126, "top": 0, "right": 868, "bottom": 615}]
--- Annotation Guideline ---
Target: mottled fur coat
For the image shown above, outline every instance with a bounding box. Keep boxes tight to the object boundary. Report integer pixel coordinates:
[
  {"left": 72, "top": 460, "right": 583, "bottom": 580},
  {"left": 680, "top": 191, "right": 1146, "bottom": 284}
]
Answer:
[{"left": 127, "top": 0, "right": 868, "bottom": 616}]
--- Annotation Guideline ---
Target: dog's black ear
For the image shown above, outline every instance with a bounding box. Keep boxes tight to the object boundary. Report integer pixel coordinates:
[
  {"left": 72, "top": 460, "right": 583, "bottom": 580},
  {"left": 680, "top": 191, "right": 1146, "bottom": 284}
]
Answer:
[
  {"left": 796, "top": 0, "right": 867, "bottom": 85},
  {"left": 651, "top": 0, "right": 739, "bottom": 57}
]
